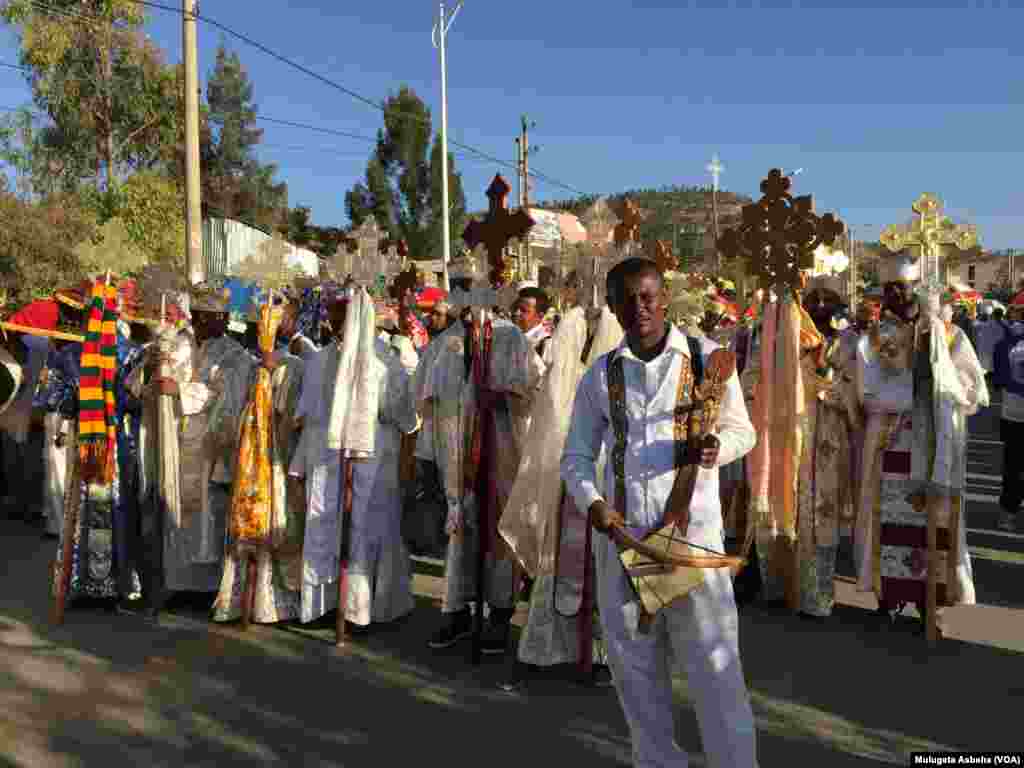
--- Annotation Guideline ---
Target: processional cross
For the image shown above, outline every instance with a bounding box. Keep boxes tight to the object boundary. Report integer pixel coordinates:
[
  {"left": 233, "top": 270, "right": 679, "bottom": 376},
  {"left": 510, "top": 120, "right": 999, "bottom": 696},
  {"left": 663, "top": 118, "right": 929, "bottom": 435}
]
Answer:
[
  {"left": 579, "top": 197, "right": 619, "bottom": 307},
  {"left": 879, "top": 193, "right": 978, "bottom": 285},
  {"left": 717, "top": 168, "right": 845, "bottom": 294},
  {"left": 613, "top": 199, "right": 644, "bottom": 251},
  {"left": 462, "top": 174, "right": 535, "bottom": 287}
]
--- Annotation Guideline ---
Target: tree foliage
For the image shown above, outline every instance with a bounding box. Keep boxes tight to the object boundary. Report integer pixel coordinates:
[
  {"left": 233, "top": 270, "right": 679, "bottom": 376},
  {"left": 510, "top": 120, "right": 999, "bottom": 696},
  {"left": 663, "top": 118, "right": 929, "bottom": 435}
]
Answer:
[
  {"left": 0, "top": 186, "right": 92, "bottom": 308},
  {"left": 202, "top": 44, "right": 287, "bottom": 232},
  {"left": 344, "top": 86, "right": 467, "bottom": 262},
  {"left": 1, "top": 0, "right": 180, "bottom": 190}
]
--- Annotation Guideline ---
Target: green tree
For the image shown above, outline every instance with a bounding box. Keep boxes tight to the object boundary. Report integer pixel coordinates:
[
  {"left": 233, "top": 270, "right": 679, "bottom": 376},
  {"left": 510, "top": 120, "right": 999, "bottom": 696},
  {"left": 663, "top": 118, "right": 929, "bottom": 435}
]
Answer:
[
  {"left": 204, "top": 44, "right": 287, "bottom": 231},
  {"left": 0, "top": 185, "right": 92, "bottom": 307},
  {"left": 1, "top": 0, "right": 181, "bottom": 191},
  {"left": 344, "top": 86, "right": 467, "bottom": 262}
]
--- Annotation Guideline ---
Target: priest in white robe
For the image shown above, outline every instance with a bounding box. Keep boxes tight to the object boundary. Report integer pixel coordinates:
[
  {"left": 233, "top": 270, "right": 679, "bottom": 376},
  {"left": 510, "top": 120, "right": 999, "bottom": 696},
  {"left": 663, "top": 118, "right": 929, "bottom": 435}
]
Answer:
[
  {"left": 420, "top": 296, "right": 543, "bottom": 654},
  {"left": 133, "top": 283, "right": 254, "bottom": 614},
  {"left": 562, "top": 257, "right": 758, "bottom": 768},
  {"left": 500, "top": 303, "right": 622, "bottom": 678},
  {"left": 289, "top": 286, "right": 419, "bottom": 628}
]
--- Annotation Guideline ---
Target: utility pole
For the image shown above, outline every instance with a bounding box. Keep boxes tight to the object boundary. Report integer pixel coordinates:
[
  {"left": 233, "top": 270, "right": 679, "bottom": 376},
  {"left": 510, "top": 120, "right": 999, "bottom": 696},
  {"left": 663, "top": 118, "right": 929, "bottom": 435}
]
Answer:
[
  {"left": 432, "top": 1, "right": 462, "bottom": 292},
  {"left": 183, "top": 0, "right": 203, "bottom": 285},
  {"left": 515, "top": 115, "right": 538, "bottom": 282}
]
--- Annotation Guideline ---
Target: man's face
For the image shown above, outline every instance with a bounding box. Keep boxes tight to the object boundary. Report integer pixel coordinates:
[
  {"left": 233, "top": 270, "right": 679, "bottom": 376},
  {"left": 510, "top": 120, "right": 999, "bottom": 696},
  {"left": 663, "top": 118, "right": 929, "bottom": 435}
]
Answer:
[
  {"left": 883, "top": 281, "right": 917, "bottom": 320},
  {"left": 856, "top": 301, "right": 880, "bottom": 328},
  {"left": 429, "top": 307, "right": 449, "bottom": 331},
  {"left": 561, "top": 284, "right": 578, "bottom": 309},
  {"left": 192, "top": 310, "right": 227, "bottom": 345},
  {"left": 612, "top": 272, "right": 666, "bottom": 343},
  {"left": 278, "top": 302, "right": 298, "bottom": 339},
  {"left": 327, "top": 300, "right": 348, "bottom": 340},
  {"left": 805, "top": 289, "right": 840, "bottom": 332},
  {"left": 512, "top": 297, "right": 542, "bottom": 333}
]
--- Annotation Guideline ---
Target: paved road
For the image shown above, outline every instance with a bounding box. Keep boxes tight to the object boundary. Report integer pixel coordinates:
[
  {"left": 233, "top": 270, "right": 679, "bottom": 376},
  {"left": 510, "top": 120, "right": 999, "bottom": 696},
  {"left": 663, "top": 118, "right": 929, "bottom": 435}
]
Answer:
[{"left": 0, "top": 401, "right": 1021, "bottom": 767}]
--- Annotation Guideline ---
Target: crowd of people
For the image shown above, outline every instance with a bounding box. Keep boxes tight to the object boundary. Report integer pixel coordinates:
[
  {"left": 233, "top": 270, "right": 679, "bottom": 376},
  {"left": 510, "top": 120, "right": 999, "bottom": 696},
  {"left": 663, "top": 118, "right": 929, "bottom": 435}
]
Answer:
[{"left": 0, "top": 243, "right": 1009, "bottom": 767}]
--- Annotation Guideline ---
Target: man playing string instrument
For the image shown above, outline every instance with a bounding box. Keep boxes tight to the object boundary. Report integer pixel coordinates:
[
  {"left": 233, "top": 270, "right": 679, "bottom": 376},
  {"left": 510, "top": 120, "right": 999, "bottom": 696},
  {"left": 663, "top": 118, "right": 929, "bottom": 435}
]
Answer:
[{"left": 561, "top": 257, "right": 758, "bottom": 768}]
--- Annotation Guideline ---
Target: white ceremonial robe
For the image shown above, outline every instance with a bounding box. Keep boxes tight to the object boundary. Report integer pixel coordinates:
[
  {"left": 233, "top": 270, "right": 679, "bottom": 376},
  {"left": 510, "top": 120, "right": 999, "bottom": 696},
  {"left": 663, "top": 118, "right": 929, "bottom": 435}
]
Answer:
[
  {"left": 562, "top": 325, "right": 758, "bottom": 768},
  {"left": 524, "top": 321, "right": 553, "bottom": 368},
  {"left": 291, "top": 338, "right": 419, "bottom": 625},
  {"left": 131, "top": 332, "right": 254, "bottom": 593},
  {"left": 417, "top": 319, "right": 542, "bottom": 614}
]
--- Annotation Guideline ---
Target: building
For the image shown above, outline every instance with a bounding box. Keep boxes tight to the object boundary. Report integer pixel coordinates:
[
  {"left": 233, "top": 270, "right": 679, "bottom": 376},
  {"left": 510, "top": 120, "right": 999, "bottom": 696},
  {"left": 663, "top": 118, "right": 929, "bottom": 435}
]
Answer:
[
  {"left": 946, "top": 248, "right": 1023, "bottom": 292},
  {"left": 202, "top": 217, "right": 319, "bottom": 281}
]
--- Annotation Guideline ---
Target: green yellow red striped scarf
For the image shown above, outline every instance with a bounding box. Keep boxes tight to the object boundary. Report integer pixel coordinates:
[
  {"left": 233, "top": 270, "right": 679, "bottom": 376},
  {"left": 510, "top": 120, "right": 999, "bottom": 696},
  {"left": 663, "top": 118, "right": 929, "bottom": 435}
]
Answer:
[{"left": 78, "top": 278, "right": 118, "bottom": 485}]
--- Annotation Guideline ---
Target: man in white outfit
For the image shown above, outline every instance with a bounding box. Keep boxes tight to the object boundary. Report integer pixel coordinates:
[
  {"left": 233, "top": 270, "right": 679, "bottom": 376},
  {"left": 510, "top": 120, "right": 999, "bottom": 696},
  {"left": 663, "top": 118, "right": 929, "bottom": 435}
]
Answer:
[{"left": 561, "top": 257, "right": 758, "bottom": 767}]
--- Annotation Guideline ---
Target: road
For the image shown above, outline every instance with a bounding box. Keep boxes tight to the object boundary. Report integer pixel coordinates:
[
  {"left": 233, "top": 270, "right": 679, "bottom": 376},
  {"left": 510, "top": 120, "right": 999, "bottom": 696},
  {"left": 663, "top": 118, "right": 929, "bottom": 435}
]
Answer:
[{"left": 0, "top": 399, "right": 1021, "bottom": 767}]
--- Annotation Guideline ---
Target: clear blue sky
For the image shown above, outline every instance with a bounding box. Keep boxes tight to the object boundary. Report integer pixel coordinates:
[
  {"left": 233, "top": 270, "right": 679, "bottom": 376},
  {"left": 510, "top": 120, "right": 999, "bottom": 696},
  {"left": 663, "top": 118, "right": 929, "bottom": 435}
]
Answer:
[{"left": 1, "top": 0, "right": 1022, "bottom": 249}]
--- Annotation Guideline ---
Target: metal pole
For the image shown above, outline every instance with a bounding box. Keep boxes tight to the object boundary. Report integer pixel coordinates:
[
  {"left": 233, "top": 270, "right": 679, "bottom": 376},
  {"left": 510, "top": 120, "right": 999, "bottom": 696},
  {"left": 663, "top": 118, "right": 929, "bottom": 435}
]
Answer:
[
  {"left": 183, "top": 0, "right": 203, "bottom": 285},
  {"left": 434, "top": 2, "right": 461, "bottom": 293}
]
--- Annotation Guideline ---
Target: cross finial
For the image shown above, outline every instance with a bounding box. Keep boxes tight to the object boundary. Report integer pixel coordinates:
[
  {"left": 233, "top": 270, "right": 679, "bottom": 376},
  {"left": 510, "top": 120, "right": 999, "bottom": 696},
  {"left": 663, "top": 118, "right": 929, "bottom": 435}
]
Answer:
[{"left": 706, "top": 153, "right": 724, "bottom": 190}]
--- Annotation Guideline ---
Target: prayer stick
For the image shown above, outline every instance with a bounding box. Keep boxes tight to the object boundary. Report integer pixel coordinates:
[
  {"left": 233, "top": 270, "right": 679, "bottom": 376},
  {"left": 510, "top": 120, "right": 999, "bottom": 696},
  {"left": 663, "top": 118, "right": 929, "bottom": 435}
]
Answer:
[
  {"left": 578, "top": 515, "right": 594, "bottom": 681},
  {"left": 240, "top": 555, "right": 257, "bottom": 630},
  {"left": 335, "top": 456, "right": 355, "bottom": 646},
  {"left": 926, "top": 502, "right": 938, "bottom": 648}
]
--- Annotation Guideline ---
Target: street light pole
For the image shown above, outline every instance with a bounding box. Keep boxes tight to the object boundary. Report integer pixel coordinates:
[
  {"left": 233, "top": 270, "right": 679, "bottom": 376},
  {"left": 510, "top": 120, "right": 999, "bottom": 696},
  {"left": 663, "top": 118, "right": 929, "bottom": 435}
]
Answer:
[{"left": 433, "top": 1, "right": 463, "bottom": 292}]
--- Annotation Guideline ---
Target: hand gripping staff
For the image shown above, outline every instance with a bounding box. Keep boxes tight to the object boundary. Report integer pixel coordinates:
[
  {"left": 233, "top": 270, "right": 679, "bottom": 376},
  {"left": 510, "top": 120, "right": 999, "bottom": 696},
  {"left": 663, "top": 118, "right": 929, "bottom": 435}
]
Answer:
[{"left": 605, "top": 344, "right": 746, "bottom": 631}]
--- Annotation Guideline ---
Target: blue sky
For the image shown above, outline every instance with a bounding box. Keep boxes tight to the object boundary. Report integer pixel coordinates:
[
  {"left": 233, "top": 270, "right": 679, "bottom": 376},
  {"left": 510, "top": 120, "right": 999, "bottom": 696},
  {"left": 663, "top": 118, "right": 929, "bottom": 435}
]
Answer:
[{"left": 1, "top": 0, "right": 1022, "bottom": 249}]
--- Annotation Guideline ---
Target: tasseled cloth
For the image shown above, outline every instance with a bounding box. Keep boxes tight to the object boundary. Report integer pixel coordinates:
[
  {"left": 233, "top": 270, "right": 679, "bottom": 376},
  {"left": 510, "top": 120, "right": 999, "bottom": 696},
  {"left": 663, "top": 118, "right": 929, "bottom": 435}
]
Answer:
[
  {"left": 78, "top": 279, "right": 119, "bottom": 485},
  {"left": 228, "top": 301, "right": 282, "bottom": 550}
]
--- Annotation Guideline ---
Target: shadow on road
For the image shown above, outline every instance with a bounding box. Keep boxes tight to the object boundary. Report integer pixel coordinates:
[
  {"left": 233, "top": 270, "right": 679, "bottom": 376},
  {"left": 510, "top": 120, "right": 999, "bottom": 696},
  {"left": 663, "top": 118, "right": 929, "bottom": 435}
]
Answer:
[{"left": 0, "top": 519, "right": 1020, "bottom": 767}]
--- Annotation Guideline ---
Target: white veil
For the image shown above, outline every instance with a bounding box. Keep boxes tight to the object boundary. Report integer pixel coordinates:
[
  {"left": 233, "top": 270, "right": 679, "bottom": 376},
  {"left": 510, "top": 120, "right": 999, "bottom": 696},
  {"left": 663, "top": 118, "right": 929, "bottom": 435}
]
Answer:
[{"left": 500, "top": 304, "right": 623, "bottom": 577}]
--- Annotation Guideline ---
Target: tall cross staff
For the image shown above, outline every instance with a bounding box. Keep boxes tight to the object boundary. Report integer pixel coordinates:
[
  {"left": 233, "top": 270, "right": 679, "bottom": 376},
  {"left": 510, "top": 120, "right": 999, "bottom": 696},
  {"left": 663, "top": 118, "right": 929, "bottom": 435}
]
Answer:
[
  {"left": 706, "top": 154, "right": 724, "bottom": 272},
  {"left": 881, "top": 193, "right": 978, "bottom": 649}
]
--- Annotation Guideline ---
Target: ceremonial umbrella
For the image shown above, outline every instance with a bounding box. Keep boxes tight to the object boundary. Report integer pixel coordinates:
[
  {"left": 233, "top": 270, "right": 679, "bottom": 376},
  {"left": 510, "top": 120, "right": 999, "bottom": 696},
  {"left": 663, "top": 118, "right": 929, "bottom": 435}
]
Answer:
[{"left": 416, "top": 286, "right": 448, "bottom": 310}]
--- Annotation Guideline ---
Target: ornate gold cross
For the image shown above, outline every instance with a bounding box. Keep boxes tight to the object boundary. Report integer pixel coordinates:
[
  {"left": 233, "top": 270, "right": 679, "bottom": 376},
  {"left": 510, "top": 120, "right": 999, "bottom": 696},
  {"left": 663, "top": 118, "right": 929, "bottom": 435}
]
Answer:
[
  {"left": 716, "top": 169, "right": 845, "bottom": 293},
  {"left": 879, "top": 193, "right": 978, "bottom": 284}
]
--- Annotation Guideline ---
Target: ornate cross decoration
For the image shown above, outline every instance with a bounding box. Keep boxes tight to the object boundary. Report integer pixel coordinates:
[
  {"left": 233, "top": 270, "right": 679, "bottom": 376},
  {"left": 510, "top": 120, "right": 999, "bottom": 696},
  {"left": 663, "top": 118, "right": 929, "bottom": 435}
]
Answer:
[
  {"left": 579, "top": 197, "right": 620, "bottom": 306},
  {"left": 613, "top": 198, "right": 644, "bottom": 249},
  {"left": 717, "top": 168, "right": 845, "bottom": 293},
  {"left": 351, "top": 217, "right": 382, "bottom": 286},
  {"left": 879, "top": 193, "right": 978, "bottom": 285},
  {"left": 646, "top": 240, "right": 677, "bottom": 274},
  {"left": 462, "top": 174, "right": 535, "bottom": 287}
]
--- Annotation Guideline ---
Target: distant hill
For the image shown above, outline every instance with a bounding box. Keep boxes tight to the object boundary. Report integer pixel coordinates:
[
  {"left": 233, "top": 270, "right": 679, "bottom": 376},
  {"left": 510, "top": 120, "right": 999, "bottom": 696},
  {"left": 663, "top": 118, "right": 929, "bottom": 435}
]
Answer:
[{"left": 532, "top": 184, "right": 754, "bottom": 246}]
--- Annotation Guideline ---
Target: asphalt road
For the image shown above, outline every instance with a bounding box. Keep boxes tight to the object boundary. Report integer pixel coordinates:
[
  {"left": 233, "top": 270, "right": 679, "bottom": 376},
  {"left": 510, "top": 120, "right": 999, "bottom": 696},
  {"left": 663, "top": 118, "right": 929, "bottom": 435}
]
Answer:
[{"left": 0, "top": 398, "right": 1021, "bottom": 767}]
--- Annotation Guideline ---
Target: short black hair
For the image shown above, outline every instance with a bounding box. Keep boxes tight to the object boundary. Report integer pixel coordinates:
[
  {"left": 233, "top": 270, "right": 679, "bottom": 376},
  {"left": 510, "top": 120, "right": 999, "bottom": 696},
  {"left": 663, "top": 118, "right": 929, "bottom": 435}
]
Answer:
[
  {"left": 517, "top": 286, "right": 550, "bottom": 315},
  {"left": 606, "top": 257, "right": 664, "bottom": 306},
  {"left": 994, "top": 308, "right": 1005, "bottom": 320}
]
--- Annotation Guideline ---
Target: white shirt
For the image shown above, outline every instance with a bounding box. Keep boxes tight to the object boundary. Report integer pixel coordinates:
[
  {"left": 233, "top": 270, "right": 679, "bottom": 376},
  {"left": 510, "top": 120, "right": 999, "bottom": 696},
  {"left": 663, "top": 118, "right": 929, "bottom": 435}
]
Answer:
[
  {"left": 561, "top": 325, "right": 755, "bottom": 539},
  {"left": 524, "top": 322, "right": 553, "bottom": 368}
]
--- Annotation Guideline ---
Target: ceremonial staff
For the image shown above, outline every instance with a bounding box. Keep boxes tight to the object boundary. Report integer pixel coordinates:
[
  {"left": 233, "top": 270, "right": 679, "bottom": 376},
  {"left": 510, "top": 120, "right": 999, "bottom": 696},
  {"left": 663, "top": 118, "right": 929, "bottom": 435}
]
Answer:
[{"left": 336, "top": 454, "right": 355, "bottom": 647}]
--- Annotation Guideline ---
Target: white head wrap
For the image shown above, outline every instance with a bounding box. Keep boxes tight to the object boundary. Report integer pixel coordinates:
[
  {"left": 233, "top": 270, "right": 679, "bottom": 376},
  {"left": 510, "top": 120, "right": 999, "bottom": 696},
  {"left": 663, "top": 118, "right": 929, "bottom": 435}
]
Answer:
[{"left": 878, "top": 252, "right": 921, "bottom": 285}]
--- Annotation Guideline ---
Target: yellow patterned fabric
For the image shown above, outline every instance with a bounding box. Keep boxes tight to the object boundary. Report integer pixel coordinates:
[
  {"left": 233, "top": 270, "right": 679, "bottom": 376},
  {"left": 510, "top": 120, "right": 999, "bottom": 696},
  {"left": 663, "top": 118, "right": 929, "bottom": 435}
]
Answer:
[{"left": 227, "top": 300, "right": 282, "bottom": 550}]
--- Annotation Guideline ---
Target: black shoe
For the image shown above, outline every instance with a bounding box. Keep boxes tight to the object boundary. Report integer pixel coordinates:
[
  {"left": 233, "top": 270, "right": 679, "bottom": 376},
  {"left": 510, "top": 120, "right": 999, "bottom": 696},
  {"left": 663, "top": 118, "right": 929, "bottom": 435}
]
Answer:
[
  {"left": 427, "top": 611, "right": 472, "bottom": 649},
  {"left": 592, "top": 664, "right": 613, "bottom": 687},
  {"left": 480, "top": 620, "right": 511, "bottom": 655}
]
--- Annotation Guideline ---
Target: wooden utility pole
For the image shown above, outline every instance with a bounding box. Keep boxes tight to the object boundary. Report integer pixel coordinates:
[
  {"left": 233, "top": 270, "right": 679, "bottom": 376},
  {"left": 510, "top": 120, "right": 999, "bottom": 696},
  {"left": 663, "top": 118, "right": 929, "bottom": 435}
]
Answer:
[
  {"left": 183, "top": 0, "right": 204, "bottom": 285},
  {"left": 515, "top": 116, "right": 537, "bottom": 282}
]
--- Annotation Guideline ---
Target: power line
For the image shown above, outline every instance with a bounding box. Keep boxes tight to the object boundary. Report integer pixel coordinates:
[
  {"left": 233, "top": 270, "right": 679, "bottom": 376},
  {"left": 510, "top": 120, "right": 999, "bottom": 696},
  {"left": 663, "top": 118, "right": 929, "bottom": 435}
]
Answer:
[
  {"left": 12, "top": 0, "right": 591, "bottom": 197},
  {"left": 128, "top": 0, "right": 588, "bottom": 196}
]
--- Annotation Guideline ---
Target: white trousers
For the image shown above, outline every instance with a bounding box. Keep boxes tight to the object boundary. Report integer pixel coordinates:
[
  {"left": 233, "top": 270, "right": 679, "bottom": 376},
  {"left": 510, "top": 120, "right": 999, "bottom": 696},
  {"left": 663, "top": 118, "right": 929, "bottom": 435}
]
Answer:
[{"left": 596, "top": 531, "right": 758, "bottom": 768}]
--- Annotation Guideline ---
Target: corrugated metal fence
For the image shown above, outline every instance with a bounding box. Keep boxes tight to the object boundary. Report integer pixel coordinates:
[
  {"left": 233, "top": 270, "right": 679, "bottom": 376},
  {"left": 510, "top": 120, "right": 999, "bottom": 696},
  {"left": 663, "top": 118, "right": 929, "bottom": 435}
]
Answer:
[{"left": 202, "top": 217, "right": 319, "bottom": 281}]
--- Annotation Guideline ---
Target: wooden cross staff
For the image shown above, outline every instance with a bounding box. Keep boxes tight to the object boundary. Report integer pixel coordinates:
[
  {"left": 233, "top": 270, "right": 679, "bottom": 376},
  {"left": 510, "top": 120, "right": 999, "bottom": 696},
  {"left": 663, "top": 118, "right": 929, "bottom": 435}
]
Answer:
[
  {"left": 717, "top": 168, "right": 845, "bottom": 295},
  {"left": 462, "top": 175, "right": 535, "bottom": 287}
]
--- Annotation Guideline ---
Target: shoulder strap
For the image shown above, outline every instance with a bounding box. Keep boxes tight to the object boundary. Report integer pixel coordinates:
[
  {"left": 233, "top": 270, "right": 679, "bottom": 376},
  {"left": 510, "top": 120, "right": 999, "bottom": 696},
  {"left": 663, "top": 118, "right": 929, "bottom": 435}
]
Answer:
[
  {"left": 687, "top": 334, "right": 703, "bottom": 387},
  {"left": 606, "top": 349, "right": 628, "bottom": 517}
]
